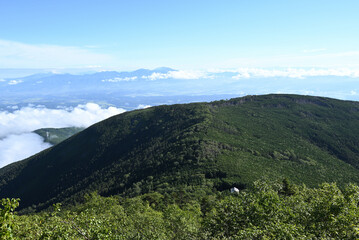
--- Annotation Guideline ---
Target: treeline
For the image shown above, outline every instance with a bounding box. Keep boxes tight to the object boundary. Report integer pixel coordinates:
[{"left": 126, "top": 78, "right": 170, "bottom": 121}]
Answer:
[{"left": 2, "top": 180, "right": 359, "bottom": 239}]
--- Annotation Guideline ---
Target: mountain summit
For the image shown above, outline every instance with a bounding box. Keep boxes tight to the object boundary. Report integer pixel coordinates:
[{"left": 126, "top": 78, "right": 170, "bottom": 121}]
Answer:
[{"left": 1, "top": 94, "right": 359, "bottom": 211}]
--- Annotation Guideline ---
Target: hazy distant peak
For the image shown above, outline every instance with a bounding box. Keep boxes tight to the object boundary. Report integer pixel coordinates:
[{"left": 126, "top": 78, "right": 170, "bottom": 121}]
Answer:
[
  {"left": 6, "top": 72, "right": 57, "bottom": 81},
  {"left": 153, "top": 67, "right": 176, "bottom": 73}
]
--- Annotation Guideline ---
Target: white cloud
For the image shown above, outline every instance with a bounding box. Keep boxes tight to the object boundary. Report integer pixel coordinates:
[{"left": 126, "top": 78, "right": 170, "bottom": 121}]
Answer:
[
  {"left": 0, "top": 79, "right": 5, "bottom": 82},
  {"left": 0, "top": 103, "right": 127, "bottom": 168},
  {"left": 0, "top": 133, "right": 51, "bottom": 168},
  {"left": 142, "top": 70, "right": 209, "bottom": 80},
  {"left": 169, "top": 70, "right": 209, "bottom": 79},
  {"left": 6, "top": 106, "right": 19, "bottom": 110},
  {"left": 102, "top": 76, "right": 137, "bottom": 82},
  {"left": 0, "top": 39, "right": 114, "bottom": 68},
  {"left": 0, "top": 103, "right": 126, "bottom": 139},
  {"left": 8, "top": 80, "right": 23, "bottom": 85},
  {"left": 136, "top": 104, "right": 151, "bottom": 109},
  {"left": 232, "top": 68, "right": 359, "bottom": 79},
  {"left": 232, "top": 71, "right": 251, "bottom": 79}
]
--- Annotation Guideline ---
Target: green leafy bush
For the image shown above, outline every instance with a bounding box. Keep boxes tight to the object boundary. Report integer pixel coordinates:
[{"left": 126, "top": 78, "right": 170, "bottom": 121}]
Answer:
[
  {"left": 5, "top": 181, "right": 359, "bottom": 239},
  {"left": 0, "top": 198, "right": 19, "bottom": 240}
]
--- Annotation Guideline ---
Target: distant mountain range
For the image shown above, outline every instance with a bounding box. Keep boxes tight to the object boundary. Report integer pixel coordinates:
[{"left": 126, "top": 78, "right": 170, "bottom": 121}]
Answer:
[
  {"left": 1, "top": 94, "right": 359, "bottom": 212},
  {"left": 0, "top": 67, "right": 241, "bottom": 110},
  {"left": 0, "top": 67, "right": 177, "bottom": 96},
  {"left": 1, "top": 67, "right": 358, "bottom": 110}
]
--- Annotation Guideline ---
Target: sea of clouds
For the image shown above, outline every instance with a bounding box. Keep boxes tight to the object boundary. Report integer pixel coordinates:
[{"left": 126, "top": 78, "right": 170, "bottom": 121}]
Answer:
[{"left": 0, "top": 103, "right": 127, "bottom": 168}]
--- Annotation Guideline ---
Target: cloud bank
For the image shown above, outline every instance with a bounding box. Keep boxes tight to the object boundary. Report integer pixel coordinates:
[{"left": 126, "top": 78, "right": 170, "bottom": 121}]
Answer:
[
  {"left": 231, "top": 68, "right": 359, "bottom": 79},
  {"left": 142, "top": 70, "right": 209, "bottom": 80},
  {"left": 0, "top": 133, "right": 52, "bottom": 168},
  {"left": 0, "top": 103, "right": 125, "bottom": 138},
  {"left": 102, "top": 76, "right": 138, "bottom": 82},
  {"left": 136, "top": 104, "right": 151, "bottom": 109},
  {"left": 0, "top": 103, "right": 126, "bottom": 168}
]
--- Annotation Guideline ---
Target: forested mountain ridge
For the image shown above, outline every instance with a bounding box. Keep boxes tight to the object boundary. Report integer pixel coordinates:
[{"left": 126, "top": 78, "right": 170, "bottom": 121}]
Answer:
[{"left": 1, "top": 94, "right": 359, "bottom": 212}]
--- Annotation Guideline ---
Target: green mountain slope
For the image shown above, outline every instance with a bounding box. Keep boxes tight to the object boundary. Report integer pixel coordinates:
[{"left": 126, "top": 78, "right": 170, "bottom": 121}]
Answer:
[
  {"left": 34, "top": 127, "right": 84, "bottom": 145},
  {"left": 1, "top": 94, "right": 359, "bottom": 211}
]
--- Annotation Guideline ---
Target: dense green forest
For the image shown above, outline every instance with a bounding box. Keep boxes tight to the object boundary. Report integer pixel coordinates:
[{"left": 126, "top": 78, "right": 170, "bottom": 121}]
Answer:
[
  {"left": 1, "top": 94, "right": 359, "bottom": 213},
  {"left": 1, "top": 180, "right": 359, "bottom": 239}
]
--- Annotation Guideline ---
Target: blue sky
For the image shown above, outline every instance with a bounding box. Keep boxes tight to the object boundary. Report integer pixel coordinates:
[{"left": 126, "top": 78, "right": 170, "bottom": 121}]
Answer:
[
  {"left": 1, "top": 0, "right": 359, "bottom": 166},
  {"left": 0, "top": 0, "right": 358, "bottom": 70}
]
